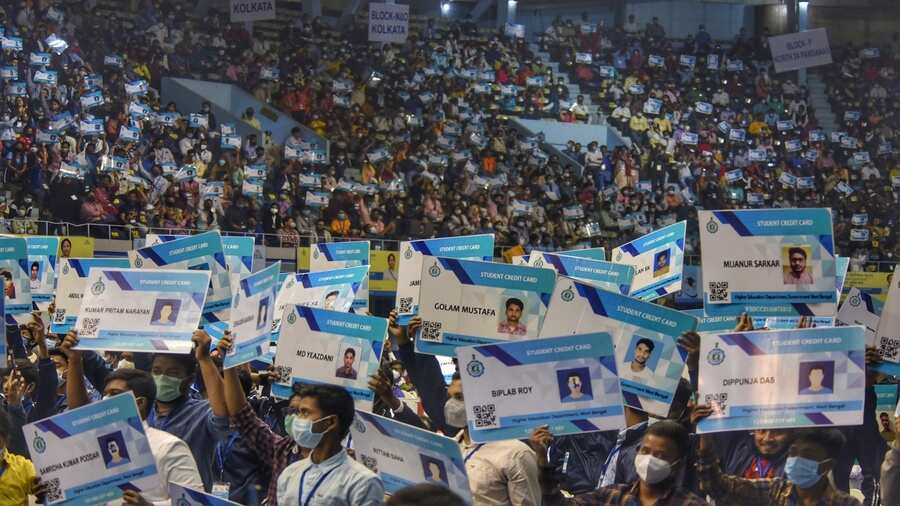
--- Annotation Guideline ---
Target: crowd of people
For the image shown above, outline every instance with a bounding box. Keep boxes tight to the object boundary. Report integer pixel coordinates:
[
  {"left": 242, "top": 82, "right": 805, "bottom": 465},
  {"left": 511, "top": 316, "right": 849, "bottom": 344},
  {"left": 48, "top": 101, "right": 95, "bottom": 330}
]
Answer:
[
  {"left": 0, "top": 3, "right": 898, "bottom": 504},
  {"left": 0, "top": 304, "right": 897, "bottom": 505},
  {"left": 0, "top": 2, "right": 895, "bottom": 272}
]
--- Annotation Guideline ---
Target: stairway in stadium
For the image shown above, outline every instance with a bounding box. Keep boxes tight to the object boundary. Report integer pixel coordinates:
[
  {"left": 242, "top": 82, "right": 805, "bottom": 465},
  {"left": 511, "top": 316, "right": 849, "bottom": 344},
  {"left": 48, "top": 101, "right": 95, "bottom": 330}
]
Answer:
[
  {"left": 528, "top": 43, "right": 602, "bottom": 124},
  {"left": 807, "top": 71, "right": 839, "bottom": 134}
]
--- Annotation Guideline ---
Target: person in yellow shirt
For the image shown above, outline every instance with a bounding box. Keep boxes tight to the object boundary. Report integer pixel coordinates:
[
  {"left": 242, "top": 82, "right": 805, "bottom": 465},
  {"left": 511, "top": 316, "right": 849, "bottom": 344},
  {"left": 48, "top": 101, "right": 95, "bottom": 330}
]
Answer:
[
  {"left": 748, "top": 114, "right": 769, "bottom": 137},
  {"left": 242, "top": 107, "right": 262, "bottom": 130},
  {"left": 629, "top": 111, "right": 650, "bottom": 143},
  {"left": 0, "top": 380, "right": 42, "bottom": 506},
  {"left": 653, "top": 115, "right": 672, "bottom": 136}
]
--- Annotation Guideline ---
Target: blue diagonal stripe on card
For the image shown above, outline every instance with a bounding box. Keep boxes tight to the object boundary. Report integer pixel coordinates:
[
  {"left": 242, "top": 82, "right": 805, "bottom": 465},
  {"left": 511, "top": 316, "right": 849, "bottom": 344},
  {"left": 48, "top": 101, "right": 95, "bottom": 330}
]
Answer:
[
  {"left": 571, "top": 419, "right": 600, "bottom": 432},
  {"left": 357, "top": 411, "right": 392, "bottom": 436},
  {"left": 137, "top": 247, "right": 167, "bottom": 266},
  {"left": 576, "top": 282, "right": 608, "bottom": 317},
  {"left": 35, "top": 419, "right": 71, "bottom": 438},
  {"left": 298, "top": 306, "right": 320, "bottom": 331},
  {"left": 790, "top": 303, "right": 815, "bottom": 316},
  {"left": 599, "top": 355, "right": 618, "bottom": 375},
  {"left": 439, "top": 258, "right": 474, "bottom": 285},
  {"left": 714, "top": 211, "right": 753, "bottom": 236},
  {"left": 621, "top": 243, "right": 639, "bottom": 256},
  {"left": 818, "top": 234, "right": 834, "bottom": 256},
  {"left": 805, "top": 412, "right": 832, "bottom": 425},
  {"left": 105, "top": 270, "right": 134, "bottom": 290},
  {"left": 622, "top": 391, "right": 642, "bottom": 409},
  {"left": 720, "top": 333, "right": 767, "bottom": 355},
  {"left": 476, "top": 345, "right": 522, "bottom": 366}
]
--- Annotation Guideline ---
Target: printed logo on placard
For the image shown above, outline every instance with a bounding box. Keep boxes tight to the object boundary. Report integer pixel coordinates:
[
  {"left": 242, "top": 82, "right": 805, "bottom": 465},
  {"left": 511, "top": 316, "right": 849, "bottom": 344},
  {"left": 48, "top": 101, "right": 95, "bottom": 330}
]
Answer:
[
  {"left": 62, "top": 264, "right": 69, "bottom": 275},
  {"left": 91, "top": 278, "right": 106, "bottom": 296},
  {"left": 32, "top": 431, "right": 46, "bottom": 454},
  {"left": 134, "top": 256, "right": 144, "bottom": 268},
  {"left": 428, "top": 261, "right": 441, "bottom": 277},
  {"left": 466, "top": 354, "right": 485, "bottom": 377},
  {"left": 175, "top": 495, "right": 191, "bottom": 506},
  {"left": 233, "top": 292, "right": 240, "bottom": 307},
  {"left": 849, "top": 295, "right": 861, "bottom": 307},
  {"left": 534, "top": 257, "right": 544, "bottom": 268},
  {"left": 287, "top": 311, "right": 297, "bottom": 325},
  {"left": 561, "top": 286, "right": 575, "bottom": 302},
  {"left": 313, "top": 248, "right": 319, "bottom": 259},
  {"left": 706, "top": 342, "right": 726, "bottom": 365},
  {"left": 404, "top": 246, "right": 413, "bottom": 260},
  {"left": 615, "top": 251, "right": 623, "bottom": 262},
  {"left": 706, "top": 217, "right": 719, "bottom": 234},
  {"left": 353, "top": 418, "right": 366, "bottom": 433}
]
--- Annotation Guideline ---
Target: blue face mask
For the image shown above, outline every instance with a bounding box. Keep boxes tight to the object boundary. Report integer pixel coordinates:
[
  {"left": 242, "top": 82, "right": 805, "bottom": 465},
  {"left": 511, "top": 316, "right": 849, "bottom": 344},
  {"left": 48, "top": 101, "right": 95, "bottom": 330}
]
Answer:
[
  {"left": 290, "top": 415, "right": 334, "bottom": 449},
  {"left": 784, "top": 456, "right": 828, "bottom": 489}
]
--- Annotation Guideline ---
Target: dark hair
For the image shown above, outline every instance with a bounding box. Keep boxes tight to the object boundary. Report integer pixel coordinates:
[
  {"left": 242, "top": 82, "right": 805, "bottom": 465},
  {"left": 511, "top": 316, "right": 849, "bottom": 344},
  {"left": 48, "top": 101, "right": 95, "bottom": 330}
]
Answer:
[
  {"left": 636, "top": 338, "right": 656, "bottom": 352},
  {"left": 104, "top": 368, "right": 157, "bottom": 413},
  {"left": 297, "top": 384, "right": 355, "bottom": 438},
  {"left": 31, "top": 261, "right": 39, "bottom": 270},
  {"left": 794, "top": 429, "right": 845, "bottom": 460},
  {"left": 344, "top": 348, "right": 356, "bottom": 358},
  {"left": 644, "top": 420, "right": 690, "bottom": 458},
  {"left": 788, "top": 247, "right": 807, "bottom": 259},
  {"left": 505, "top": 297, "right": 524, "bottom": 310},
  {"left": 386, "top": 484, "right": 466, "bottom": 506},
  {"left": 325, "top": 290, "right": 340, "bottom": 299},
  {"left": 0, "top": 271, "right": 10, "bottom": 280},
  {"left": 151, "top": 352, "right": 197, "bottom": 377},
  {"left": 61, "top": 238, "right": 71, "bottom": 248}
]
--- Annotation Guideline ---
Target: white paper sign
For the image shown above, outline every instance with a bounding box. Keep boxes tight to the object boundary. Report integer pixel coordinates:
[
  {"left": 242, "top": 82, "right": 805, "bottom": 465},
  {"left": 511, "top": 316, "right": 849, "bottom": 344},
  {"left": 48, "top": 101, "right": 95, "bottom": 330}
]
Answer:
[
  {"left": 368, "top": 2, "right": 409, "bottom": 43},
  {"left": 768, "top": 28, "right": 833, "bottom": 73}
]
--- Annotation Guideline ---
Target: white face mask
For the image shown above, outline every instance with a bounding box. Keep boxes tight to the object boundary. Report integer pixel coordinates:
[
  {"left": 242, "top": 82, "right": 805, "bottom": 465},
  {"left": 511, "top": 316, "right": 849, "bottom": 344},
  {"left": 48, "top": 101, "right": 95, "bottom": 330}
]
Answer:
[
  {"left": 634, "top": 454, "right": 678, "bottom": 484},
  {"left": 443, "top": 397, "right": 467, "bottom": 428}
]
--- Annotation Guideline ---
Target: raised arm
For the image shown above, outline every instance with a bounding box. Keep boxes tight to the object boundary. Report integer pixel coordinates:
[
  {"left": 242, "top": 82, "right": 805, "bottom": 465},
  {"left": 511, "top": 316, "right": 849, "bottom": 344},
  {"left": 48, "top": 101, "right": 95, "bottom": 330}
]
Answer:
[
  {"left": 192, "top": 330, "right": 227, "bottom": 417},
  {"left": 61, "top": 332, "right": 91, "bottom": 410}
]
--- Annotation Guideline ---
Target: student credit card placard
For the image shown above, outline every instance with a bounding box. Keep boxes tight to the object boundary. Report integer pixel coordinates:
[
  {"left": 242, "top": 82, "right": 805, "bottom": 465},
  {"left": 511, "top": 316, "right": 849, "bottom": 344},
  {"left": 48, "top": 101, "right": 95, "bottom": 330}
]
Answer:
[
  {"left": 699, "top": 209, "right": 836, "bottom": 306},
  {"left": 457, "top": 333, "right": 625, "bottom": 442},
  {"left": 396, "top": 234, "right": 494, "bottom": 323},
  {"left": 540, "top": 276, "right": 697, "bottom": 417},
  {"left": 415, "top": 258, "right": 556, "bottom": 356},
  {"left": 612, "top": 221, "right": 686, "bottom": 300},
  {"left": 74, "top": 268, "right": 209, "bottom": 353},
  {"left": 698, "top": 326, "right": 866, "bottom": 433}
]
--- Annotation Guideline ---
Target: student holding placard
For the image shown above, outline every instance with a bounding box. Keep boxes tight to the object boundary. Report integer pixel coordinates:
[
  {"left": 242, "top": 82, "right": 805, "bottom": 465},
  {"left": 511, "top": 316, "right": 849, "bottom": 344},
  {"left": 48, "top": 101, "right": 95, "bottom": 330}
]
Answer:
[
  {"left": 61, "top": 358, "right": 203, "bottom": 505},
  {"left": 62, "top": 330, "right": 230, "bottom": 493}
]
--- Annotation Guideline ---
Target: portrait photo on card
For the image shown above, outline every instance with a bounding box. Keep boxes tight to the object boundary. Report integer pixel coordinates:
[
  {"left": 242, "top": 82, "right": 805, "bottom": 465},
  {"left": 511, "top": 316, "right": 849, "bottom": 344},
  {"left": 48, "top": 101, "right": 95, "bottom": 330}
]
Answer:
[
  {"left": 97, "top": 431, "right": 131, "bottom": 469},
  {"left": 497, "top": 296, "right": 528, "bottom": 336},
  {"left": 323, "top": 289, "right": 341, "bottom": 311},
  {"left": 420, "top": 455, "right": 449, "bottom": 485},
  {"left": 621, "top": 336, "right": 661, "bottom": 382},
  {"left": 798, "top": 360, "right": 835, "bottom": 395},
  {"left": 29, "top": 261, "right": 42, "bottom": 290},
  {"left": 556, "top": 367, "right": 594, "bottom": 403},
  {"left": 1, "top": 269, "right": 17, "bottom": 299},
  {"left": 150, "top": 299, "right": 181, "bottom": 326},
  {"left": 335, "top": 346, "right": 359, "bottom": 380},
  {"left": 653, "top": 249, "right": 671, "bottom": 278},
  {"left": 782, "top": 245, "right": 814, "bottom": 285},
  {"left": 256, "top": 296, "right": 270, "bottom": 330}
]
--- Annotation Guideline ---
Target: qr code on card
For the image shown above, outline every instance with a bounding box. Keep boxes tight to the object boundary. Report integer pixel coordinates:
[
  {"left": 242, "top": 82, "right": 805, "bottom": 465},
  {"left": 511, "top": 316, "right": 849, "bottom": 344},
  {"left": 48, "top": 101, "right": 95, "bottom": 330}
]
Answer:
[
  {"left": 708, "top": 281, "right": 729, "bottom": 302},
  {"left": 879, "top": 339, "right": 899, "bottom": 362},
  {"left": 44, "top": 477, "right": 62, "bottom": 502},
  {"left": 398, "top": 297, "right": 413, "bottom": 314},
  {"left": 419, "top": 320, "right": 442, "bottom": 342},
  {"left": 473, "top": 404, "right": 497, "bottom": 428},
  {"left": 53, "top": 308, "right": 66, "bottom": 323},
  {"left": 80, "top": 318, "right": 100, "bottom": 337}
]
